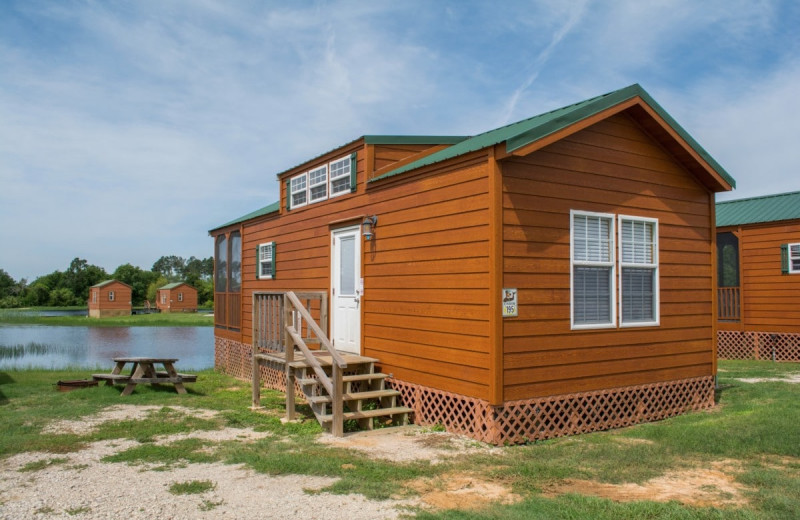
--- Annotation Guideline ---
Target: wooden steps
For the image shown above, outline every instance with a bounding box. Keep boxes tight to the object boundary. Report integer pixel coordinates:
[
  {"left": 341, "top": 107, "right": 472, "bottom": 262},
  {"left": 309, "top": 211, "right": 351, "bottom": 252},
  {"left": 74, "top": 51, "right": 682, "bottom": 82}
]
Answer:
[{"left": 288, "top": 353, "right": 411, "bottom": 432}]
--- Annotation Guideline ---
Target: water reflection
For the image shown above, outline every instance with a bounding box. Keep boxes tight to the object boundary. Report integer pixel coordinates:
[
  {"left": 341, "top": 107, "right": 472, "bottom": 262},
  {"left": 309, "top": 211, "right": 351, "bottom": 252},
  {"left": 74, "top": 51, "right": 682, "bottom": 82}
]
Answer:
[{"left": 0, "top": 325, "right": 214, "bottom": 370}]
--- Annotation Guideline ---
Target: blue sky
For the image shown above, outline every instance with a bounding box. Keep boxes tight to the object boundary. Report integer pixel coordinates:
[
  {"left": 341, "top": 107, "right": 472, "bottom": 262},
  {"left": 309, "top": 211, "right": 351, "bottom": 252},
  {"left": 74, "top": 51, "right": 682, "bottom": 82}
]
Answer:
[{"left": 1, "top": 0, "right": 799, "bottom": 281}]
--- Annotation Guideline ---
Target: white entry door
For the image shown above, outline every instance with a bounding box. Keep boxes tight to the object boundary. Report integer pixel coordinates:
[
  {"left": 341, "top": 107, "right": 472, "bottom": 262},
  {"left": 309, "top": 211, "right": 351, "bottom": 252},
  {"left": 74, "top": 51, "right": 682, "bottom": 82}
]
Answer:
[{"left": 331, "top": 225, "right": 361, "bottom": 354}]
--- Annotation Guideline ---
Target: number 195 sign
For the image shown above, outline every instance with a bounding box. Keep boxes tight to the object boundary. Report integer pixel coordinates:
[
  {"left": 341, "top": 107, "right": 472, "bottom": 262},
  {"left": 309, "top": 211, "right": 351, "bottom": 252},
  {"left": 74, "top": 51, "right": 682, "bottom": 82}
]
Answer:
[{"left": 502, "top": 288, "right": 518, "bottom": 318}]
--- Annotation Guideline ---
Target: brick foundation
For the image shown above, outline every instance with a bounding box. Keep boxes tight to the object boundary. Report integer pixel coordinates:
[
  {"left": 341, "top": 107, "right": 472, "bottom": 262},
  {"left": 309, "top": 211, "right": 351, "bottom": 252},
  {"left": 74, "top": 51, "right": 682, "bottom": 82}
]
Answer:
[{"left": 217, "top": 337, "right": 715, "bottom": 445}]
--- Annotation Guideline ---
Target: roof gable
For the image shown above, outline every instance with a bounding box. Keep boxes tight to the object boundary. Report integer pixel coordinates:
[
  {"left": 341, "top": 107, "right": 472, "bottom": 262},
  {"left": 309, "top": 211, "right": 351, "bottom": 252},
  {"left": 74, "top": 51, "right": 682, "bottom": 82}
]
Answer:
[
  {"left": 371, "top": 84, "right": 734, "bottom": 192},
  {"left": 91, "top": 279, "right": 131, "bottom": 289},
  {"left": 717, "top": 191, "right": 800, "bottom": 227}
]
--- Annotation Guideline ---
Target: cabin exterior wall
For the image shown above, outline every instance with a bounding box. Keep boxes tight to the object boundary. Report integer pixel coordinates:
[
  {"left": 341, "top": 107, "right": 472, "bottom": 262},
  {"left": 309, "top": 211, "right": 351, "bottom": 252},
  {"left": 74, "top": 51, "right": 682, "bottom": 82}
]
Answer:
[{"left": 501, "top": 113, "right": 716, "bottom": 401}]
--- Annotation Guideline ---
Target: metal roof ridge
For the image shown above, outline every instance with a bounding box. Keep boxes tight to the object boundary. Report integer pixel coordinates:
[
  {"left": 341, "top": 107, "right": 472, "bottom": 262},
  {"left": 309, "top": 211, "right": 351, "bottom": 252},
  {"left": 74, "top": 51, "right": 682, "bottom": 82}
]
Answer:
[{"left": 717, "top": 190, "right": 800, "bottom": 205}]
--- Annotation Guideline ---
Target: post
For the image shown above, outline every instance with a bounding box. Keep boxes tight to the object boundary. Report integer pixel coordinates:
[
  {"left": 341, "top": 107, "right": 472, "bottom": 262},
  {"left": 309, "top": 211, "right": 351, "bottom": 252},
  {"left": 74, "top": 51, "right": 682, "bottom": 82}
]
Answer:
[
  {"left": 251, "top": 354, "right": 261, "bottom": 409},
  {"left": 284, "top": 293, "right": 296, "bottom": 421},
  {"left": 332, "top": 364, "right": 343, "bottom": 437}
]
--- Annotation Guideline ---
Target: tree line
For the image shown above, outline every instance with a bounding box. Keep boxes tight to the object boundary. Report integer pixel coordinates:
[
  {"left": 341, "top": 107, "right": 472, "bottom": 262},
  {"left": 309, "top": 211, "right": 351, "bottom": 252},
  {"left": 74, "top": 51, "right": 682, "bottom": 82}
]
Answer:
[{"left": 0, "top": 256, "right": 213, "bottom": 308}]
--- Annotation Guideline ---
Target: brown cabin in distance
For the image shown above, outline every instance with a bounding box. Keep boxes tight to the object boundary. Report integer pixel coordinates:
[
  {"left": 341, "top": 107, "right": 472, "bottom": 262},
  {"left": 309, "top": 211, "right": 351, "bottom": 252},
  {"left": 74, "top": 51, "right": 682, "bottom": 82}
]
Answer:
[
  {"left": 88, "top": 280, "right": 132, "bottom": 318},
  {"left": 156, "top": 282, "right": 198, "bottom": 313},
  {"left": 210, "top": 84, "right": 735, "bottom": 444},
  {"left": 716, "top": 191, "right": 800, "bottom": 361}
]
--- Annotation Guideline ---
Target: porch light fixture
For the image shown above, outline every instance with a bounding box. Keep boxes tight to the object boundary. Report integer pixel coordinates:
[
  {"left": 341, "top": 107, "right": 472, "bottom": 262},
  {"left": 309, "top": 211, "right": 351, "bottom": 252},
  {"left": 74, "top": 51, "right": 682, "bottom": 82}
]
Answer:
[{"left": 362, "top": 215, "right": 377, "bottom": 241}]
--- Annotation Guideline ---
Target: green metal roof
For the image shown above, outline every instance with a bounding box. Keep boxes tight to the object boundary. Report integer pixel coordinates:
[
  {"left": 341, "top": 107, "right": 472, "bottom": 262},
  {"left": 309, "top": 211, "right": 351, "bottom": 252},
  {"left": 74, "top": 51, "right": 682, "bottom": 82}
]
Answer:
[
  {"left": 91, "top": 279, "right": 129, "bottom": 288},
  {"left": 159, "top": 282, "right": 191, "bottom": 290},
  {"left": 363, "top": 135, "right": 468, "bottom": 145},
  {"left": 371, "top": 84, "right": 735, "bottom": 188},
  {"left": 210, "top": 201, "right": 280, "bottom": 232},
  {"left": 716, "top": 191, "right": 800, "bottom": 227}
]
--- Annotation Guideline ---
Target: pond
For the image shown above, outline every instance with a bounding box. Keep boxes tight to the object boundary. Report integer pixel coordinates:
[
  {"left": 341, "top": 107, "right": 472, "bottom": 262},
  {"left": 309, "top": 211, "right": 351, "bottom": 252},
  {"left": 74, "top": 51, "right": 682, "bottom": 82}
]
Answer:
[{"left": 0, "top": 325, "right": 214, "bottom": 370}]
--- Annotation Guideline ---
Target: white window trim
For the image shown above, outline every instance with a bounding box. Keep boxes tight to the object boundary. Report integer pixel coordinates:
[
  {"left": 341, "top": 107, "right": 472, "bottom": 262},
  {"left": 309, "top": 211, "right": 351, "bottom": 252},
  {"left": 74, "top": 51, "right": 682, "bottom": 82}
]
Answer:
[
  {"left": 789, "top": 243, "right": 800, "bottom": 274},
  {"left": 329, "top": 156, "right": 351, "bottom": 198},
  {"left": 289, "top": 173, "right": 308, "bottom": 209},
  {"left": 178, "top": 292, "right": 183, "bottom": 302},
  {"left": 258, "top": 241, "right": 276, "bottom": 280},
  {"left": 570, "top": 210, "right": 617, "bottom": 330},
  {"left": 618, "top": 215, "right": 660, "bottom": 328},
  {"left": 308, "top": 165, "right": 328, "bottom": 203},
  {"left": 108, "top": 290, "right": 115, "bottom": 302}
]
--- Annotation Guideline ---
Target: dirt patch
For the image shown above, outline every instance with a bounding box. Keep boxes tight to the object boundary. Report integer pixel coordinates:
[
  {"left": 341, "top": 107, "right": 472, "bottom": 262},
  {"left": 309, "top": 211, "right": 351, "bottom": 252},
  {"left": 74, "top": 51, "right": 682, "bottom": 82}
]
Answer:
[
  {"left": 41, "top": 405, "right": 220, "bottom": 435},
  {"left": 408, "top": 472, "right": 521, "bottom": 511},
  {"left": 736, "top": 374, "right": 800, "bottom": 384},
  {"left": 317, "top": 425, "right": 500, "bottom": 463},
  {"left": 544, "top": 460, "right": 751, "bottom": 507}
]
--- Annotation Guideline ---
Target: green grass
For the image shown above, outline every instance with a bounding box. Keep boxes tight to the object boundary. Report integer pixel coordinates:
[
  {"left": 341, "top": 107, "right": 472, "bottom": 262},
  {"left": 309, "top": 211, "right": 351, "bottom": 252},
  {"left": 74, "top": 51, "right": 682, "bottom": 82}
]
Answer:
[
  {"left": 0, "top": 309, "right": 213, "bottom": 327},
  {"left": 1, "top": 361, "right": 799, "bottom": 519},
  {"left": 169, "top": 479, "right": 216, "bottom": 495}
]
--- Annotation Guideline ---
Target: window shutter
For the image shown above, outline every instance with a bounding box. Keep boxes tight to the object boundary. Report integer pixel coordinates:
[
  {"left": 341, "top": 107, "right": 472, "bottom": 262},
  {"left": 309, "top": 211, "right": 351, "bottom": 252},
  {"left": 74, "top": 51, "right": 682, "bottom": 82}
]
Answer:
[
  {"left": 285, "top": 179, "right": 291, "bottom": 211},
  {"left": 270, "top": 242, "right": 277, "bottom": 279},
  {"left": 256, "top": 246, "right": 260, "bottom": 279},
  {"left": 781, "top": 243, "right": 789, "bottom": 274},
  {"left": 349, "top": 152, "right": 357, "bottom": 193}
]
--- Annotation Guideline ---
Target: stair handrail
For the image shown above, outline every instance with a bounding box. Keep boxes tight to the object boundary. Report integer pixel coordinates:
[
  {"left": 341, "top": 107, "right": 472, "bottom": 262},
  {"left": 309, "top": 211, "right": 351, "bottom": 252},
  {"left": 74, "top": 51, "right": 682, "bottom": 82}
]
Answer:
[{"left": 283, "top": 290, "right": 346, "bottom": 436}]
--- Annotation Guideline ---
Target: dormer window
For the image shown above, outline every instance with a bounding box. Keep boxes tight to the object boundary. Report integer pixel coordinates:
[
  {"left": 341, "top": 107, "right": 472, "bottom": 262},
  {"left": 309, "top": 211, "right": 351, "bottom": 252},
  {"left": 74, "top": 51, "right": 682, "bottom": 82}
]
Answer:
[{"left": 286, "top": 153, "right": 356, "bottom": 210}]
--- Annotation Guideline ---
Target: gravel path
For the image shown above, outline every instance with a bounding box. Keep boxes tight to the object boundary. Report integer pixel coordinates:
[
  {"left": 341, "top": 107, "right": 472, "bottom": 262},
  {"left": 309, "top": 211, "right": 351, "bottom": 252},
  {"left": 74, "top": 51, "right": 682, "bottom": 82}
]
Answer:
[{"left": 0, "top": 405, "right": 500, "bottom": 519}]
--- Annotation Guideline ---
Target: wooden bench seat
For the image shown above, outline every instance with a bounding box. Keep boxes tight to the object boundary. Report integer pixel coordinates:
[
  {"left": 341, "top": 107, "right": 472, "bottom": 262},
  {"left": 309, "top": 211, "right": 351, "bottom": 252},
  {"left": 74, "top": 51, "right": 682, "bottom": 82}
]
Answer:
[
  {"left": 155, "top": 371, "right": 197, "bottom": 383},
  {"left": 92, "top": 373, "right": 131, "bottom": 383}
]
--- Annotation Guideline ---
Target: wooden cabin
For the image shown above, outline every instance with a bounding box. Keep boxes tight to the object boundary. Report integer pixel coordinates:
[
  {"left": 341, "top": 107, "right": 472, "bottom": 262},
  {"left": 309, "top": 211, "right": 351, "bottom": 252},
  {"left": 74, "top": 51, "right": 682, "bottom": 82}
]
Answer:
[
  {"left": 716, "top": 191, "right": 800, "bottom": 362},
  {"left": 210, "top": 84, "right": 735, "bottom": 444},
  {"left": 88, "top": 280, "right": 132, "bottom": 318},
  {"left": 156, "top": 282, "right": 198, "bottom": 313}
]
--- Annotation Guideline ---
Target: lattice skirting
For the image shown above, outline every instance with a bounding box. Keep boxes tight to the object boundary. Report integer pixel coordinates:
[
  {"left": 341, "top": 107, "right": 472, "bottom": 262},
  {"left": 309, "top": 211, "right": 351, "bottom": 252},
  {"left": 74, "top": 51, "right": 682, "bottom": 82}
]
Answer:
[
  {"left": 217, "top": 338, "right": 714, "bottom": 445},
  {"left": 388, "top": 376, "right": 715, "bottom": 445},
  {"left": 717, "top": 331, "right": 800, "bottom": 362},
  {"left": 215, "top": 337, "right": 302, "bottom": 394}
]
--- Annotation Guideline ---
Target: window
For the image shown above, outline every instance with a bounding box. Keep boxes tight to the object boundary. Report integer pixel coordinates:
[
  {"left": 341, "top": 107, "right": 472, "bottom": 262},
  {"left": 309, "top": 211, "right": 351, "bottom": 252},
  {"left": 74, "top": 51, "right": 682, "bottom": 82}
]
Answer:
[
  {"left": 308, "top": 165, "right": 328, "bottom": 203},
  {"left": 287, "top": 154, "right": 356, "bottom": 210},
  {"left": 619, "top": 216, "right": 659, "bottom": 326},
  {"left": 178, "top": 292, "right": 183, "bottom": 302},
  {"left": 329, "top": 156, "right": 352, "bottom": 196},
  {"left": 290, "top": 174, "right": 308, "bottom": 208},
  {"left": 571, "top": 211, "right": 660, "bottom": 330},
  {"left": 161, "top": 294, "right": 166, "bottom": 304},
  {"left": 108, "top": 290, "right": 115, "bottom": 302},
  {"left": 215, "top": 235, "right": 228, "bottom": 292},
  {"left": 783, "top": 243, "right": 800, "bottom": 274},
  {"left": 571, "top": 211, "right": 615, "bottom": 328},
  {"left": 258, "top": 241, "right": 276, "bottom": 279},
  {"left": 92, "top": 290, "right": 97, "bottom": 303}
]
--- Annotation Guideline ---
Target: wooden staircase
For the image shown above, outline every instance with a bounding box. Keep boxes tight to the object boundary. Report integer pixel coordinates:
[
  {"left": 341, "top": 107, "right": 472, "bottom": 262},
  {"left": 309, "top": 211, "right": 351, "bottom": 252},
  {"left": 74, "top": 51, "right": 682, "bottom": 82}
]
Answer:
[
  {"left": 290, "top": 352, "right": 410, "bottom": 432},
  {"left": 252, "top": 291, "right": 410, "bottom": 436}
]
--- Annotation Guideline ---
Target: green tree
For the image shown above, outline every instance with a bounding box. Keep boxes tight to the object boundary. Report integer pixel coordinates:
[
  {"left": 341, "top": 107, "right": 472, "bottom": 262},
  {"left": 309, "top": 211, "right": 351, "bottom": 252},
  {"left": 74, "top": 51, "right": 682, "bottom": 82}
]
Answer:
[
  {"left": 152, "top": 255, "right": 186, "bottom": 282},
  {"left": 112, "top": 264, "right": 158, "bottom": 306},
  {"left": 22, "top": 283, "right": 51, "bottom": 306},
  {"left": 64, "top": 258, "right": 108, "bottom": 302},
  {"left": 146, "top": 275, "right": 169, "bottom": 304},
  {"left": 49, "top": 287, "right": 76, "bottom": 306},
  {"left": 0, "top": 269, "right": 15, "bottom": 299}
]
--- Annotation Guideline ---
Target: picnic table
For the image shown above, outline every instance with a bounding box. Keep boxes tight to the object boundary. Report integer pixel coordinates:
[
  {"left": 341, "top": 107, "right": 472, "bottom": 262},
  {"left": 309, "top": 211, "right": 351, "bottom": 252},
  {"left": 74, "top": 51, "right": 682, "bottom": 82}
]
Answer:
[{"left": 92, "top": 357, "right": 196, "bottom": 396}]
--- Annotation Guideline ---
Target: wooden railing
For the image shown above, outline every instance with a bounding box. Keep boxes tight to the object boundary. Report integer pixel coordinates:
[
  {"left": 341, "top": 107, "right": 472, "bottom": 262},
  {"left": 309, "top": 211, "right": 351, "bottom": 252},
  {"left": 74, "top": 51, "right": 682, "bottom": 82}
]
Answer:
[
  {"left": 253, "top": 292, "right": 328, "bottom": 354},
  {"left": 718, "top": 287, "right": 741, "bottom": 322},
  {"left": 284, "top": 291, "right": 346, "bottom": 436}
]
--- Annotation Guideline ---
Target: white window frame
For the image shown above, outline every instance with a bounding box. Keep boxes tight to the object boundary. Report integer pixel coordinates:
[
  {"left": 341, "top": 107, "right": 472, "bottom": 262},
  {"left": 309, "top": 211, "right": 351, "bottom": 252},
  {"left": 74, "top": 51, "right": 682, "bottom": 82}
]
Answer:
[
  {"left": 308, "top": 165, "right": 328, "bottom": 203},
  {"left": 258, "top": 241, "right": 276, "bottom": 280},
  {"left": 329, "top": 156, "right": 352, "bottom": 197},
  {"left": 570, "top": 210, "right": 616, "bottom": 330},
  {"left": 108, "top": 290, "right": 115, "bottom": 302},
  {"left": 618, "top": 215, "right": 660, "bottom": 327},
  {"left": 92, "top": 290, "right": 97, "bottom": 303},
  {"left": 161, "top": 294, "right": 167, "bottom": 304},
  {"left": 178, "top": 292, "right": 183, "bottom": 302},
  {"left": 289, "top": 173, "right": 308, "bottom": 209},
  {"left": 789, "top": 243, "right": 800, "bottom": 274}
]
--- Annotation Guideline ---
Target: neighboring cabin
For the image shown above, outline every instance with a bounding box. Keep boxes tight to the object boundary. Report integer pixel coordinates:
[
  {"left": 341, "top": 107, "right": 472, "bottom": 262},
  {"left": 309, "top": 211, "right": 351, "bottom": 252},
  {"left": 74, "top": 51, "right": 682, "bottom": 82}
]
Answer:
[
  {"left": 716, "top": 191, "right": 800, "bottom": 361},
  {"left": 88, "top": 280, "right": 132, "bottom": 318},
  {"left": 210, "top": 84, "right": 734, "bottom": 444},
  {"left": 156, "top": 282, "right": 198, "bottom": 313}
]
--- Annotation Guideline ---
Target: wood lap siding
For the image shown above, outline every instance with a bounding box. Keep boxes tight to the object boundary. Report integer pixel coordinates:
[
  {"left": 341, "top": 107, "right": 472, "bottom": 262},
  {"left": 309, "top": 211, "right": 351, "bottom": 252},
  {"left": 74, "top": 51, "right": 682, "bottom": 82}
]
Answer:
[
  {"left": 502, "top": 113, "right": 715, "bottom": 401},
  {"left": 738, "top": 222, "right": 800, "bottom": 333},
  {"left": 238, "top": 146, "right": 493, "bottom": 400}
]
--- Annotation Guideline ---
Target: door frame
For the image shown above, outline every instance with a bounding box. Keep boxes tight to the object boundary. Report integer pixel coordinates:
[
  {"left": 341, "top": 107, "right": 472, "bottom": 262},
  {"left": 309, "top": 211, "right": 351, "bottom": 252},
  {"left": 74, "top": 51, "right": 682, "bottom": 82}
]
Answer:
[{"left": 330, "top": 224, "right": 362, "bottom": 354}]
